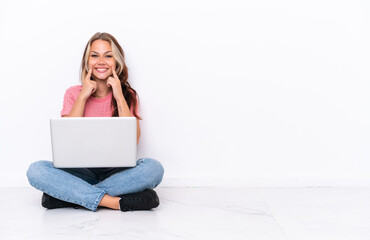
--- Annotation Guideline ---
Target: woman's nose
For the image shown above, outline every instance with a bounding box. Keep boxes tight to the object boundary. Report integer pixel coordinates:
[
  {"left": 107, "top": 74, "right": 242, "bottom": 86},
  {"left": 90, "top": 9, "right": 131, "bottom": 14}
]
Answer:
[{"left": 98, "top": 57, "right": 107, "bottom": 64}]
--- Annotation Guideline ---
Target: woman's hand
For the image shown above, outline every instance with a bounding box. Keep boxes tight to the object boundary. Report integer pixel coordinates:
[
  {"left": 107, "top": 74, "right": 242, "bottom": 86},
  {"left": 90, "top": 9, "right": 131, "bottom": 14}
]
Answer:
[
  {"left": 107, "top": 66, "right": 125, "bottom": 101},
  {"left": 79, "top": 64, "right": 98, "bottom": 100}
]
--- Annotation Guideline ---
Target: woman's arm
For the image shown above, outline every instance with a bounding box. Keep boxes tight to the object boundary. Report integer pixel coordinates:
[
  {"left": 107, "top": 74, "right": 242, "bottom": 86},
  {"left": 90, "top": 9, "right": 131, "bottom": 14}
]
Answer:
[
  {"left": 63, "top": 66, "right": 97, "bottom": 117},
  {"left": 62, "top": 95, "right": 87, "bottom": 117},
  {"left": 117, "top": 98, "right": 141, "bottom": 144},
  {"left": 135, "top": 119, "right": 141, "bottom": 145},
  {"left": 108, "top": 68, "right": 141, "bottom": 144}
]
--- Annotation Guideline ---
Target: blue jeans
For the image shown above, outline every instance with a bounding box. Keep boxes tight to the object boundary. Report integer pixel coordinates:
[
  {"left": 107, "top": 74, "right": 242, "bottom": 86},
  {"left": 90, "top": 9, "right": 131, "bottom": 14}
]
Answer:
[{"left": 26, "top": 158, "right": 165, "bottom": 212}]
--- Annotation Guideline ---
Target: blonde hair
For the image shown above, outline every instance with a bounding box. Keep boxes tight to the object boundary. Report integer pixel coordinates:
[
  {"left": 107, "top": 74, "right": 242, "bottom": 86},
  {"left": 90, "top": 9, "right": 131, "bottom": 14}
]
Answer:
[{"left": 80, "top": 32, "right": 141, "bottom": 119}]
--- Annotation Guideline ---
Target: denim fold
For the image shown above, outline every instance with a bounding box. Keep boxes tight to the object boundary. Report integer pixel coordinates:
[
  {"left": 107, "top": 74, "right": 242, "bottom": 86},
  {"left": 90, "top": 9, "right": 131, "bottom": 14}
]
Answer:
[{"left": 26, "top": 158, "right": 164, "bottom": 211}]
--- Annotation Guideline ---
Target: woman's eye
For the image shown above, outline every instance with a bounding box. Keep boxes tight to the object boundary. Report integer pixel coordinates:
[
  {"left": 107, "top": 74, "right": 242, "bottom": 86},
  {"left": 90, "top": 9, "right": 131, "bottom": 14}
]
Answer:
[{"left": 90, "top": 54, "right": 112, "bottom": 58}]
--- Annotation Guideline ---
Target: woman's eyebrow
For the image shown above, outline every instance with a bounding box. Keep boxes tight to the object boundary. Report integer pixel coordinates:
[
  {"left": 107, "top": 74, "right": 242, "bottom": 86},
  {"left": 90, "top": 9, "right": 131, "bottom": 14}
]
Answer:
[{"left": 91, "top": 51, "right": 112, "bottom": 54}]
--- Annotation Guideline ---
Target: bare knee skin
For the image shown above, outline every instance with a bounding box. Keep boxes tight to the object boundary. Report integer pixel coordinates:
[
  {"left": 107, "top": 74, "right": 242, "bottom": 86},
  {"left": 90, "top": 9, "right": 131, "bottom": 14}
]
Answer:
[{"left": 99, "top": 194, "right": 120, "bottom": 210}]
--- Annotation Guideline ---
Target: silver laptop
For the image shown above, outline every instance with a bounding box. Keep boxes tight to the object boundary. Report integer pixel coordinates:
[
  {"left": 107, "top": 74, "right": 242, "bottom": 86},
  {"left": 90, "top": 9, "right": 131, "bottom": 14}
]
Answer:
[{"left": 50, "top": 117, "right": 137, "bottom": 168}]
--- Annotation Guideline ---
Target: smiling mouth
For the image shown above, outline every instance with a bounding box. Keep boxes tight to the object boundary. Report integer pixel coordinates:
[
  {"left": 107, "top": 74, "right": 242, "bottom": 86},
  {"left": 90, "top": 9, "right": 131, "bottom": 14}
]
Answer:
[{"left": 96, "top": 68, "right": 109, "bottom": 73}]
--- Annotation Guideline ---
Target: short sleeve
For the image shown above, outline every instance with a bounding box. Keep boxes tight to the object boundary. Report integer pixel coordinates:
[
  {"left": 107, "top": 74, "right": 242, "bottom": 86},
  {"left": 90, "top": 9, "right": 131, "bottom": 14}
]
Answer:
[{"left": 60, "top": 87, "right": 76, "bottom": 117}]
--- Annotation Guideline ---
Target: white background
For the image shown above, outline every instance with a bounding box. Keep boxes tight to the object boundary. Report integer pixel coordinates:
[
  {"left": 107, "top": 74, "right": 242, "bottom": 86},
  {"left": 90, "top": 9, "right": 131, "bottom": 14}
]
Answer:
[{"left": 1, "top": 0, "right": 369, "bottom": 187}]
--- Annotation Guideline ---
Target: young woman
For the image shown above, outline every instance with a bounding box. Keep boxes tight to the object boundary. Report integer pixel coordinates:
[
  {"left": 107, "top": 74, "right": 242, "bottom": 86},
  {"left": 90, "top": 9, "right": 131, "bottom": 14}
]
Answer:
[{"left": 26, "top": 32, "right": 165, "bottom": 212}]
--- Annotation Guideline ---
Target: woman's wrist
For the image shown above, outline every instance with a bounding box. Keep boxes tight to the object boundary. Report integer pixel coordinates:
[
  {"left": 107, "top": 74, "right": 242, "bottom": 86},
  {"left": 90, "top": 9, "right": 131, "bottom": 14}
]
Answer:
[
  {"left": 77, "top": 94, "right": 88, "bottom": 102},
  {"left": 115, "top": 96, "right": 126, "bottom": 104}
]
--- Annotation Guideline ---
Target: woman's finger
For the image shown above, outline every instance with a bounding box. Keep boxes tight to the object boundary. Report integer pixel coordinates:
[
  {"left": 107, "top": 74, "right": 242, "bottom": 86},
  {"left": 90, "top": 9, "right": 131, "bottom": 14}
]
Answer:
[
  {"left": 86, "top": 64, "right": 94, "bottom": 81},
  {"left": 112, "top": 65, "right": 119, "bottom": 79}
]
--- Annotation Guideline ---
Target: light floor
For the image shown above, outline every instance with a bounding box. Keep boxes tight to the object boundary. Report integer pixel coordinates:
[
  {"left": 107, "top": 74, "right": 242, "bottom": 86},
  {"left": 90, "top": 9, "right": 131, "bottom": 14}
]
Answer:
[{"left": 1, "top": 187, "right": 369, "bottom": 240}]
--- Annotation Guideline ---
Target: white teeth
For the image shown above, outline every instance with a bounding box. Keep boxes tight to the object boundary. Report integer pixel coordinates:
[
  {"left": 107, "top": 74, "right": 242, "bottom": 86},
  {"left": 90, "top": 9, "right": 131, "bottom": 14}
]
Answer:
[{"left": 97, "top": 68, "right": 108, "bottom": 72}]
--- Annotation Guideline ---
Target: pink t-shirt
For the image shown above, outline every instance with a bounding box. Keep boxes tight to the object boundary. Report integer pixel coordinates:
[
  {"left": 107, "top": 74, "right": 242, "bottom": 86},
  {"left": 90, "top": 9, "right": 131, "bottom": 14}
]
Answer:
[{"left": 60, "top": 85, "right": 136, "bottom": 117}]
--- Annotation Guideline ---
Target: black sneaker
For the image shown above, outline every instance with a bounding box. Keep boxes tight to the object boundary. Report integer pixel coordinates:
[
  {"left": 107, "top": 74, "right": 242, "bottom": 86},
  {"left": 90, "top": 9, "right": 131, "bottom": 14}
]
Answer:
[
  {"left": 118, "top": 189, "right": 160, "bottom": 212},
  {"left": 41, "top": 193, "right": 80, "bottom": 209}
]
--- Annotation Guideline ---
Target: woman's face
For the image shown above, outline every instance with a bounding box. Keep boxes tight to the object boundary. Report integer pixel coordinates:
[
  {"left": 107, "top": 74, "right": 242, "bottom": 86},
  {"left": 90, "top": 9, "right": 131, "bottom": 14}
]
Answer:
[{"left": 88, "top": 39, "right": 116, "bottom": 80}]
